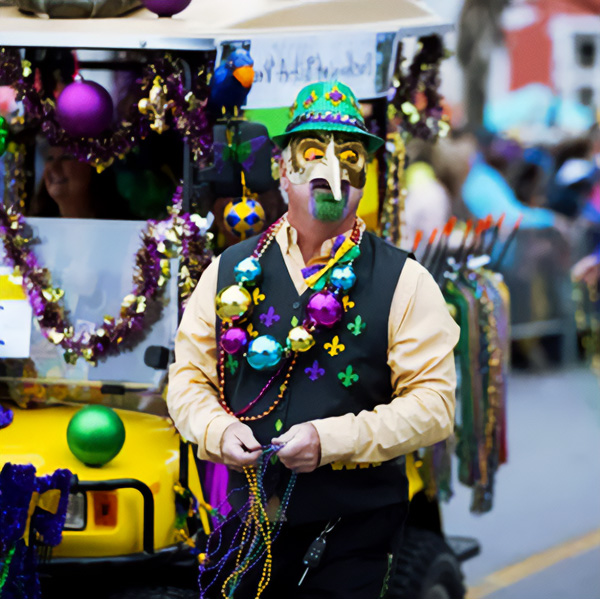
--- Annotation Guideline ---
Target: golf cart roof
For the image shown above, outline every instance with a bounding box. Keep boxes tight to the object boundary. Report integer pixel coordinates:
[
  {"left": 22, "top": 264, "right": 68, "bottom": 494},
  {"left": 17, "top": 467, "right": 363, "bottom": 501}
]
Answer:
[{"left": 0, "top": 0, "right": 452, "bottom": 51}]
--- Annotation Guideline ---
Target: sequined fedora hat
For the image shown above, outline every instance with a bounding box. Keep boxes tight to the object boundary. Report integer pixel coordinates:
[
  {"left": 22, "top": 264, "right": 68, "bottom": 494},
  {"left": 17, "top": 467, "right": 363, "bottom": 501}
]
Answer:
[{"left": 272, "top": 80, "right": 384, "bottom": 154}]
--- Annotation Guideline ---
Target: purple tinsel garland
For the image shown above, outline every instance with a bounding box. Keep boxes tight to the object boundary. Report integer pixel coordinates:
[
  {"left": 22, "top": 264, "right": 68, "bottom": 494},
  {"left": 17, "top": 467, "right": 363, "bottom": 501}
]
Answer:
[
  {"left": 0, "top": 48, "right": 212, "bottom": 170},
  {"left": 0, "top": 463, "right": 72, "bottom": 599},
  {"left": 0, "top": 185, "right": 212, "bottom": 365}
]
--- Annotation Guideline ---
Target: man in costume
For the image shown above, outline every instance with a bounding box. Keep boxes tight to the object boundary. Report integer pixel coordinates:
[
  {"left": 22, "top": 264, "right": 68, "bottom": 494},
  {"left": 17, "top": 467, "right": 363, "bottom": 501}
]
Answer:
[{"left": 167, "top": 80, "right": 460, "bottom": 598}]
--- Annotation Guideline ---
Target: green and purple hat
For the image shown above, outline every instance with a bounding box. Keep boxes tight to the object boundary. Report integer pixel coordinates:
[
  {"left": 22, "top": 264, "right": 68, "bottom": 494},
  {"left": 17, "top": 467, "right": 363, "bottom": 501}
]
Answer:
[{"left": 272, "top": 80, "right": 384, "bottom": 154}]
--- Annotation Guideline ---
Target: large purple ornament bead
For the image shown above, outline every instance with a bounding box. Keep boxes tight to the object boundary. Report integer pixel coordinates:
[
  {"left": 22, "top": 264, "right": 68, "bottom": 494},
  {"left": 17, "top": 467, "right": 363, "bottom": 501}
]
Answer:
[
  {"left": 56, "top": 80, "right": 114, "bottom": 138},
  {"left": 306, "top": 290, "right": 343, "bottom": 328},
  {"left": 142, "top": 0, "right": 191, "bottom": 16},
  {"left": 220, "top": 327, "right": 249, "bottom": 355}
]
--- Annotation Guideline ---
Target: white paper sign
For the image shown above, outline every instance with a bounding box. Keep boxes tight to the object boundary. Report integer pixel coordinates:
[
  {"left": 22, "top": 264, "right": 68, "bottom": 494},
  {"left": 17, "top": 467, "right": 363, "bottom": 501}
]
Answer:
[
  {"left": 0, "top": 300, "right": 33, "bottom": 359},
  {"left": 243, "top": 32, "right": 396, "bottom": 109}
]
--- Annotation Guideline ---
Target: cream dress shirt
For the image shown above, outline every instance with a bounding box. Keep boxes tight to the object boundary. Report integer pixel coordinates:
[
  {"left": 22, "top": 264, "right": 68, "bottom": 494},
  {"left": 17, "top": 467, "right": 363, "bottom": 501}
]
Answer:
[{"left": 167, "top": 217, "right": 460, "bottom": 466}]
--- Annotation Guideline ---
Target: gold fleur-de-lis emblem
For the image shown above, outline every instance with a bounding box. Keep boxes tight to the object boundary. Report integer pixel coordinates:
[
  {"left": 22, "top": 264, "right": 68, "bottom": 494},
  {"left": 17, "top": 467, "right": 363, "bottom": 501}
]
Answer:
[
  {"left": 252, "top": 288, "right": 266, "bottom": 305},
  {"left": 342, "top": 296, "right": 355, "bottom": 312},
  {"left": 324, "top": 335, "right": 345, "bottom": 357},
  {"left": 246, "top": 323, "right": 259, "bottom": 338},
  {"left": 138, "top": 76, "right": 174, "bottom": 134}
]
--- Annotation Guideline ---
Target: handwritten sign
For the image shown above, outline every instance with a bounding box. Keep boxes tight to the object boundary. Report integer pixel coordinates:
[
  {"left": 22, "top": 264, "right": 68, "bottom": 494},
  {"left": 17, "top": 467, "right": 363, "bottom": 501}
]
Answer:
[{"left": 243, "top": 32, "right": 395, "bottom": 109}]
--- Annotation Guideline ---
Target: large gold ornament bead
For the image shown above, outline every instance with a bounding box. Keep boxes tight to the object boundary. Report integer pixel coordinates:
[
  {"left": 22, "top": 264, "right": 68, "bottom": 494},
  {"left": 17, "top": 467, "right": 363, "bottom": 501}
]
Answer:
[
  {"left": 287, "top": 326, "right": 315, "bottom": 352},
  {"left": 215, "top": 285, "right": 253, "bottom": 323}
]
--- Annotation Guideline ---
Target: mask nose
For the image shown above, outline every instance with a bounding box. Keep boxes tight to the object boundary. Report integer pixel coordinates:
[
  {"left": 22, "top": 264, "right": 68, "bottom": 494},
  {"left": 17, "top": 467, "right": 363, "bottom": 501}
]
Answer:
[{"left": 324, "top": 141, "right": 343, "bottom": 201}]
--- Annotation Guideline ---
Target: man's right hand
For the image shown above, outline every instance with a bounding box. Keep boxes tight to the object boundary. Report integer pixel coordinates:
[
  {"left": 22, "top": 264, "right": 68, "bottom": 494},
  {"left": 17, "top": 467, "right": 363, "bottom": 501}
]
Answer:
[{"left": 220, "top": 421, "right": 262, "bottom": 471}]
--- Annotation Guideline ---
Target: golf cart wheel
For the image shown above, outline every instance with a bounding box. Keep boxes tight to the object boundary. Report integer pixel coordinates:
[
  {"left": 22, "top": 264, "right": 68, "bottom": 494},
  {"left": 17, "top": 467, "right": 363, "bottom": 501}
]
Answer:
[
  {"left": 107, "top": 587, "right": 198, "bottom": 599},
  {"left": 385, "top": 527, "right": 465, "bottom": 599}
]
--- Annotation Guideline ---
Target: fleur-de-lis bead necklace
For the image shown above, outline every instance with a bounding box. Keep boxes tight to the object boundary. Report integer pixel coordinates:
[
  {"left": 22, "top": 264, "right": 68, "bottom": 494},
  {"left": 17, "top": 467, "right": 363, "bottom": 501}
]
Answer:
[{"left": 215, "top": 215, "right": 363, "bottom": 421}]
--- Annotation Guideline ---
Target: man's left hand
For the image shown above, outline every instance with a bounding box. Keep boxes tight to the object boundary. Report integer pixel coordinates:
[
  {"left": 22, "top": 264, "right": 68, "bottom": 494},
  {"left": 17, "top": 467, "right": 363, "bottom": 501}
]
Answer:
[{"left": 272, "top": 423, "right": 321, "bottom": 473}]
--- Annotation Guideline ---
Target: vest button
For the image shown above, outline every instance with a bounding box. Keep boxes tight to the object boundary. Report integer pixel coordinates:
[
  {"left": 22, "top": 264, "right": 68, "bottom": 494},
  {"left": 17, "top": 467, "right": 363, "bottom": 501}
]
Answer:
[{"left": 292, "top": 301, "right": 301, "bottom": 309}]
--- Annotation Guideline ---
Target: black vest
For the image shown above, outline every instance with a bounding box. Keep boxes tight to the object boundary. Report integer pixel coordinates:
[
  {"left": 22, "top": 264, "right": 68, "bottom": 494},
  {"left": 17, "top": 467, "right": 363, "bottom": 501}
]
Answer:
[{"left": 217, "top": 231, "right": 410, "bottom": 524}]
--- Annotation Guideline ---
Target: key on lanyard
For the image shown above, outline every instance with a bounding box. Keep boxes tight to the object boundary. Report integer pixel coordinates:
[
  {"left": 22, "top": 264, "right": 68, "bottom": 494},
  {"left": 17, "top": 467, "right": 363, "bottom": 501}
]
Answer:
[{"left": 298, "top": 518, "right": 340, "bottom": 586}]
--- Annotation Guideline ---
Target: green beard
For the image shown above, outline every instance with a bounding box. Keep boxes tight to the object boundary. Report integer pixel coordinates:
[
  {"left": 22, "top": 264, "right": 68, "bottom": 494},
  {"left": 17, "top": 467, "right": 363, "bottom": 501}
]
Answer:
[{"left": 312, "top": 190, "right": 347, "bottom": 222}]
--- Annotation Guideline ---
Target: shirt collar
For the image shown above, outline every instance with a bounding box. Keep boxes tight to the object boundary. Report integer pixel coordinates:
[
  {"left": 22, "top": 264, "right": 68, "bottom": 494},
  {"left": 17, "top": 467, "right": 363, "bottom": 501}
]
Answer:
[{"left": 277, "top": 213, "right": 366, "bottom": 263}]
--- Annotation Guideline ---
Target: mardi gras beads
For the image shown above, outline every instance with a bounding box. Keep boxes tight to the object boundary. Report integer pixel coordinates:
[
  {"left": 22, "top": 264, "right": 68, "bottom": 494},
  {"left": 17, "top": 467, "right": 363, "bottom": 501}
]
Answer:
[
  {"left": 246, "top": 335, "right": 284, "bottom": 371},
  {"left": 220, "top": 326, "right": 250, "bottom": 355},
  {"left": 216, "top": 284, "right": 253, "bottom": 322},
  {"left": 287, "top": 326, "right": 316, "bottom": 352},
  {"left": 329, "top": 264, "right": 357, "bottom": 291},
  {"left": 306, "top": 289, "right": 344, "bottom": 328},
  {"left": 217, "top": 216, "right": 361, "bottom": 374}
]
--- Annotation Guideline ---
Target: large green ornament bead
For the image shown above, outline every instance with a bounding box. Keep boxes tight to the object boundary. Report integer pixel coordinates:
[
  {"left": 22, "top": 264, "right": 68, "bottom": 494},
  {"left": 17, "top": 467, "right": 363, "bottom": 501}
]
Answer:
[
  {"left": 330, "top": 264, "right": 356, "bottom": 291},
  {"left": 234, "top": 257, "right": 262, "bottom": 286},
  {"left": 287, "top": 326, "right": 315, "bottom": 352},
  {"left": 246, "top": 335, "right": 283, "bottom": 370},
  {"left": 215, "top": 285, "right": 253, "bottom": 322},
  {"left": 67, "top": 405, "right": 125, "bottom": 467},
  {"left": 0, "top": 116, "right": 8, "bottom": 158}
]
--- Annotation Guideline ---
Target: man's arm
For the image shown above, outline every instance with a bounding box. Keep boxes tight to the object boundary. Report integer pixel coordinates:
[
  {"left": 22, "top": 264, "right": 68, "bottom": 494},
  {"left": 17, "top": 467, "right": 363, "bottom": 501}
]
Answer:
[
  {"left": 167, "top": 258, "right": 261, "bottom": 466},
  {"left": 309, "top": 259, "right": 460, "bottom": 466}
]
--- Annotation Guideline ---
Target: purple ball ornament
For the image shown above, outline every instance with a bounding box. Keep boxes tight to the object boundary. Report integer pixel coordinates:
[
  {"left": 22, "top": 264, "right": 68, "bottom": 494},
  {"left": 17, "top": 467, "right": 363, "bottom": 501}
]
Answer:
[
  {"left": 306, "top": 290, "right": 343, "bottom": 328},
  {"left": 56, "top": 79, "right": 114, "bottom": 138},
  {"left": 220, "top": 327, "right": 250, "bottom": 355},
  {"left": 142, "top": 0, "right": 191, "bottom": 16}
]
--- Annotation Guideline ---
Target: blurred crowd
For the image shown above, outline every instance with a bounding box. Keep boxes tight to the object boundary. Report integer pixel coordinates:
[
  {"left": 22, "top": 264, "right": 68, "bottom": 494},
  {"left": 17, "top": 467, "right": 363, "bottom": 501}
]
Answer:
[{"left": 402, "top": 125, "right": 600, "bottom": 369}]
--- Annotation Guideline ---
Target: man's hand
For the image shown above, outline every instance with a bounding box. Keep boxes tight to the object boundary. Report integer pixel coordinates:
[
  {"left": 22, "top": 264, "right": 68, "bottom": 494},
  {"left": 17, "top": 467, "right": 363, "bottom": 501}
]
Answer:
[
  {"left": 272, "top": 423, "right": 321, "bottom": 473},
  {"left": 221, "top": 422, "right": 262, "bottom": 471}
]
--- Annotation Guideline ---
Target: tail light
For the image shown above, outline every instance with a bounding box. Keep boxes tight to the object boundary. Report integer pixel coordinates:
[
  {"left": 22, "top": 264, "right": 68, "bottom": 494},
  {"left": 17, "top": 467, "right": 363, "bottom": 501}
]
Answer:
[{"left": 93, "top": 491, "right": 118, "bottom": 527}]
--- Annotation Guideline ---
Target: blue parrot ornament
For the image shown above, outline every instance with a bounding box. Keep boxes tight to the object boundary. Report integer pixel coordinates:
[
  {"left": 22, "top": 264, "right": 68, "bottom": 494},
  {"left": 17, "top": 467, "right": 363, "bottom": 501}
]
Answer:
[{"left": 209, "top": 49, "right": 255, "bottom": 116}]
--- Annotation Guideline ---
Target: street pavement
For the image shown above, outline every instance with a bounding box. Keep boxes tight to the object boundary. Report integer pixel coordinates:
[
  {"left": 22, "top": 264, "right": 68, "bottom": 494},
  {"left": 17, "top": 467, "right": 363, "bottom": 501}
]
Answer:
[{"left": 441, "top": 365, "right": 600, "bottom": 598}]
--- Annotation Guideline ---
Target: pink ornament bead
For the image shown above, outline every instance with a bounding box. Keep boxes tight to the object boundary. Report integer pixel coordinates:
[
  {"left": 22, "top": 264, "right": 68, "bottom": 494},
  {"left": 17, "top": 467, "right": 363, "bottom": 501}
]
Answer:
[
  {"left": 220, "top": 327, "right": 250, "bottom": 355},
  {"left": 306, "top": 290, "right": 343, "bottom": 328},
  {"left": 56, "top": 80, "right": 114, "bottom": 138}
]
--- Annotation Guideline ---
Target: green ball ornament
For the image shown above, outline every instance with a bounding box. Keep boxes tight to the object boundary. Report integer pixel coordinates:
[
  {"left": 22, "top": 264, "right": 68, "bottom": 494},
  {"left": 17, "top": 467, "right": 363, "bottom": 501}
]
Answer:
[
  {"left": 0, "top": 116, "right": 8, "bottom": 158},
  {"left": 67, "top": 405, "right": 125, "bottom": 467}
]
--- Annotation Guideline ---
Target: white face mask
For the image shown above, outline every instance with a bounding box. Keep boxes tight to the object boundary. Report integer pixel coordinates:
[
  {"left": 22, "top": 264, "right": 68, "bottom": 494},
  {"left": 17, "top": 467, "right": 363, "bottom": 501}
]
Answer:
[{"left": 282, "top": 133, "right": 368, "bottom": 202}]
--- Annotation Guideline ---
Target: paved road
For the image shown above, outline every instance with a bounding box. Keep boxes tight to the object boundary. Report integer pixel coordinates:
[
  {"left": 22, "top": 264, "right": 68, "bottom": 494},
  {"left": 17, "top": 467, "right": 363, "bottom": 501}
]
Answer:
[{"left": 441, "top": 365, "right": 600, "bottom": 598}]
